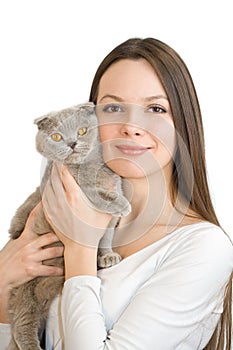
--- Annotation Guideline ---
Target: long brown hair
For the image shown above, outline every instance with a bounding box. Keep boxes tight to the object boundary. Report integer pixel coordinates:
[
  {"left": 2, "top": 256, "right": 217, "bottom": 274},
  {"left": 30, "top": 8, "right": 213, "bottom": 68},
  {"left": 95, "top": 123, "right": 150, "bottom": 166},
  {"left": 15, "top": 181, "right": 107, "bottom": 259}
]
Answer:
[{"left": 89, "top": 37, "right": 232, "bottom": 349}]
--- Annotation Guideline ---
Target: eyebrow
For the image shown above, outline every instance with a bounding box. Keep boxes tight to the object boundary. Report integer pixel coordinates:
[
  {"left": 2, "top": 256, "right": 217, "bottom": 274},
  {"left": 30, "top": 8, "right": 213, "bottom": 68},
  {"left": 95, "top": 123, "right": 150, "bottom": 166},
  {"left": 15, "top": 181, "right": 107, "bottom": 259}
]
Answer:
[{"left": 98, "top": 94, "right": 169, "bottom": 103}]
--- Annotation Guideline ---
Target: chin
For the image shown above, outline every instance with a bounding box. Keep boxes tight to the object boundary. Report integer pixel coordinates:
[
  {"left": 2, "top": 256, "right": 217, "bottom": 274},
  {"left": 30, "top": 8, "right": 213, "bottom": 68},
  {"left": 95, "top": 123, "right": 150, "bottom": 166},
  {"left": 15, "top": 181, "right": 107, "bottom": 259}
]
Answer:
[{"left": 105, "top": 159, "right": 147, "bottom": 179}]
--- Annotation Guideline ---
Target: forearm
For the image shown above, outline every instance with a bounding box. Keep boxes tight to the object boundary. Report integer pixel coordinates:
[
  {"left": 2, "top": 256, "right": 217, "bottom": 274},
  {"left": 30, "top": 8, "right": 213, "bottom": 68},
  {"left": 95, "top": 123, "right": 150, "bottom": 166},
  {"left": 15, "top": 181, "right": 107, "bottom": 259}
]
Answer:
[
  {"left": 61, "top": 276, "right": 107, "bottom": 350},
  {"left": 0, "top": 265, "right": 10, "bottom": 323},
  {"left": 61, "top": 240, "right": 108, "bottom": 348},
  {"left": 0, "top": 251, "right": 11, "bottom": 323},
  {"left": 0, "top": 226, "right": 63, "bottom": 323},
  {"left": 0, "top": 288, "right": 11, "bottom": 350},
  {"left": 0, "top": 281, "right": 10, "bottom": 323}
]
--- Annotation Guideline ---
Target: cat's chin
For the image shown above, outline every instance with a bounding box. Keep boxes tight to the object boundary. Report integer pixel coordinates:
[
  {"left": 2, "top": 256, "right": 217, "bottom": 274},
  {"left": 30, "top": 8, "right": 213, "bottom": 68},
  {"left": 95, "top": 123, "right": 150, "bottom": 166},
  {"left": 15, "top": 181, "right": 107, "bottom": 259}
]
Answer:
[{"left": 64, "top": 153, "right": 82, "bottom": 165}]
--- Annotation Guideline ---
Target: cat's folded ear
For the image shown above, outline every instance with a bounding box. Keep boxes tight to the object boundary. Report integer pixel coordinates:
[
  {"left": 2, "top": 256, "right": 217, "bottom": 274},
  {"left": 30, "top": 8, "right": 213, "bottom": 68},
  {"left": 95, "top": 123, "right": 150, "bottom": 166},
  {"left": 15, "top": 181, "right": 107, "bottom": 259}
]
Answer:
[
  {"left": 34, "top": 102, "right": 96, "bottom": 130},
  {"left": 74, "top": 102, "right": 95, "bottom": 113},
  {"left": 34, "top": 115, "right": 50, "bottom": 130},
  {"left": 77, "top": 102, "right": 95, "bottom": 109}
]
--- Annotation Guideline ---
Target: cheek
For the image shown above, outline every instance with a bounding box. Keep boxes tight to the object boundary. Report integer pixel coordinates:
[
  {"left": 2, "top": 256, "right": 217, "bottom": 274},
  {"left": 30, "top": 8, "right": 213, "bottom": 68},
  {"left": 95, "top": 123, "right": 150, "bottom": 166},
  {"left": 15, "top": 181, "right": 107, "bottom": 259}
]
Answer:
[
  {"left": 150, "top": 118, "right": 176, "bottom": 161},
  {"left": 99, "top": 124, "right": 120, "bottom": 162},
  {"left": 99, "top": 124, "right": 117, "bottom": 142}
]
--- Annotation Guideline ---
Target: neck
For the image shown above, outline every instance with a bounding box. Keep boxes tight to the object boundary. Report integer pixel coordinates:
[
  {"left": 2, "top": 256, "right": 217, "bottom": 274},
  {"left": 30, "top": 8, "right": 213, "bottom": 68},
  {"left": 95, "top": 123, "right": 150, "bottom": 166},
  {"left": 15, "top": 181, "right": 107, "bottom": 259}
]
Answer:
[
  {"left": 121, "top": 167, "right": 190, "bottom": 231},
  {"left": 122, "top": 169, "right": 170, "bottom": 220},
  {"left": 113, "top": 167, "right": 201, "bottom": 249}
]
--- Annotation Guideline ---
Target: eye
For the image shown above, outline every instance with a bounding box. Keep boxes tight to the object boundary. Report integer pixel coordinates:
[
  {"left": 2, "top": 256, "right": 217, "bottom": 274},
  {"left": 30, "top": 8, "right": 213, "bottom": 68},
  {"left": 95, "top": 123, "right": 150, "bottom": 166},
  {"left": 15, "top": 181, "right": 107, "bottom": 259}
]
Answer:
[
  {"left": 102, "top": 104, "right": 125, "bottom": 113},
  {"left": 77, "top": 127, "right": 87, "bottom": 136},
  {"left": 147, "top": 105, "right": 167, "bottom": 113},
  {"left": 51, "top": 133, "right": 63, "bottom": 142}
]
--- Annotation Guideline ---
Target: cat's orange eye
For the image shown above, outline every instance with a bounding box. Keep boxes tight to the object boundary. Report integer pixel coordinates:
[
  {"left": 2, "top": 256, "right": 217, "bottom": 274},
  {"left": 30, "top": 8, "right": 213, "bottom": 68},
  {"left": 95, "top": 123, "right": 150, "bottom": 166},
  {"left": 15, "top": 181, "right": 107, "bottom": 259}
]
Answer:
[
  {"left": 51, "top": 133, "right": 63, "bottom": 142},
  {"left": 78, "top": 127, "right": 87, "bottom": 136}
]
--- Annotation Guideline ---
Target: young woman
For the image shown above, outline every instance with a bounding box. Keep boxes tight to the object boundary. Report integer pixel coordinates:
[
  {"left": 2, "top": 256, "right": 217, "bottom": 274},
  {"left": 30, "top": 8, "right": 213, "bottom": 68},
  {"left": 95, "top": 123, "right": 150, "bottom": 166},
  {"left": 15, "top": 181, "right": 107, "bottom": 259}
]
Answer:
[{"left": 0, "top": 38, "right": 232, "bottom": 349}]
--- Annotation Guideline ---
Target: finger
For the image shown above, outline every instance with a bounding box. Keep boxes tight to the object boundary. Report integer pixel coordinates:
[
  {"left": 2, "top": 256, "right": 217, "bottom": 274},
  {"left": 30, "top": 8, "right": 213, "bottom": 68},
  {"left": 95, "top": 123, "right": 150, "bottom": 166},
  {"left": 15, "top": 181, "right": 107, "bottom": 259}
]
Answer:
[
  {"left": 42, "top": 163, "right": 67, "bottom": 216},
  {"left": 42, "top": 180, "right": 58, "bottom": 224},
  {"left": 36, "top": 264, "right": 64, "bottom": 277},
  {"left": 23, "top": 232, "right": 60, "bottom": 254},
  {"left": 42, "top": 163, "right": 63, "bottom": 208},
  {"left": 51, "top": 162, "right": 66, "bottom": 196},
  {"left": 60, "top": 164, "right": 81, "bottom": 195},
  {"left": 35, "top": 245, "right": 64, "bottom": 262},
  {"left": 20, "top": 202, "right": 43, "bottom": 239},
  {"left": 60, "top": 164, "right": 97, "bottom": 212},
  {"left": 43, "top": 163, "right": 77, "bottom": 215},
  {"left": 49, "top": 163, "right": 82, "bottom": 208},
  {"left": 26, "top": 202, "right": 42, "bottom": 228},
  {"left": 42, "top": 178, "right": 58, "bottom": 218},
  {"left": 34, "top": 232, "right": 61, "bottom": 249},
  {"left": 43, "top": 176, "right": 54, "bottom": 203}
]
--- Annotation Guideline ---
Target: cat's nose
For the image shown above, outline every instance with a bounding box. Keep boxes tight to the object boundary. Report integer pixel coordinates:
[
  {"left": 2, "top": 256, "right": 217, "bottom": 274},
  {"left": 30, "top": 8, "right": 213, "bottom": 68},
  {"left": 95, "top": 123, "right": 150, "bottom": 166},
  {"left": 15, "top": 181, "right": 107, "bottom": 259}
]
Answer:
[{"left": 68, "top": 142, "right": 77, "bottom": 149}]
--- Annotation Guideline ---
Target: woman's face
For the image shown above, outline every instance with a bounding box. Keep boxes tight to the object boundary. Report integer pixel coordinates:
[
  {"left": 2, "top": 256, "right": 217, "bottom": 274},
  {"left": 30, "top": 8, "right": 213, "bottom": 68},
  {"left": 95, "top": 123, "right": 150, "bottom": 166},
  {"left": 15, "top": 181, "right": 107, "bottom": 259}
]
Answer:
[{"left": 96, "top": 59, "right": 176, "bottom": 179}]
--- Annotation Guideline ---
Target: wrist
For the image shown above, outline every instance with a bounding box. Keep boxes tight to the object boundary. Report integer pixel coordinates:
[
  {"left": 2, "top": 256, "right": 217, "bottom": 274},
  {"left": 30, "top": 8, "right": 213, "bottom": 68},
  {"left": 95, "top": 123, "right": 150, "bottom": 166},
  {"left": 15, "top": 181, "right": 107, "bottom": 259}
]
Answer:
[
  {"left": 0, "top": 276, "right": 11, "bottom": 298},
  {"left": 64, "top": 243, "right": 98, "bottom": 279}
]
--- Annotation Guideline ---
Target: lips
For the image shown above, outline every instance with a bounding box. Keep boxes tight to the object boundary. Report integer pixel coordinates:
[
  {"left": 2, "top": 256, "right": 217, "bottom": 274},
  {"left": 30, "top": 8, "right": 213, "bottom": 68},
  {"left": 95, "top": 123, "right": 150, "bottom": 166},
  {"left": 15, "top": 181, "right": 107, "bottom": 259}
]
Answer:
[{"left": 116, "top": 145, "right": 152, "bottom": 156}]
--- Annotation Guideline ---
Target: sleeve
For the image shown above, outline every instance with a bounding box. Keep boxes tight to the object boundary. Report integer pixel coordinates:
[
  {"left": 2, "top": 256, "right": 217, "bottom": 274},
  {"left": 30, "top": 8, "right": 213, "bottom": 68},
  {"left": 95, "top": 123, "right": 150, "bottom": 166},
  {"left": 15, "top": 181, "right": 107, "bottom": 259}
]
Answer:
[
  {"left": 0, "top": 323, "right": 11, "bottom": 350},
  {"left": 45, "top": 295, "right": 63, "bottom": 350},
  {"left": 61, "top": 228, "right": 233, "bottom": 350}
]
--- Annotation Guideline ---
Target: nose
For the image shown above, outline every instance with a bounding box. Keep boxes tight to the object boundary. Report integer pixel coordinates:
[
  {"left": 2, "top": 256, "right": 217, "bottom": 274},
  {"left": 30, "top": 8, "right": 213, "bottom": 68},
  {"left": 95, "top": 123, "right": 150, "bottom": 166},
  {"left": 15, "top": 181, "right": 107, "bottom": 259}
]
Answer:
[
  {"left": 68, "top": 141, "right": 77, "bottom": 149},
  {"left": 120, "top": 124, "right": 145, "bottom": 137},
  {"left": 119, "top": 105, "right": 146, "bottom": 137}
]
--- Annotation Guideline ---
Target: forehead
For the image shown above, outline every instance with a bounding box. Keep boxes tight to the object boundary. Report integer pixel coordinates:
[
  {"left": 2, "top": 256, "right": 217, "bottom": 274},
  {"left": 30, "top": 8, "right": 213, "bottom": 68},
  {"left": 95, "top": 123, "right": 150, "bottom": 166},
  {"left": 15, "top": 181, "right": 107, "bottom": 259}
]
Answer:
[{"left": 97, "top": 58, "right": 167, "bottom": 104}]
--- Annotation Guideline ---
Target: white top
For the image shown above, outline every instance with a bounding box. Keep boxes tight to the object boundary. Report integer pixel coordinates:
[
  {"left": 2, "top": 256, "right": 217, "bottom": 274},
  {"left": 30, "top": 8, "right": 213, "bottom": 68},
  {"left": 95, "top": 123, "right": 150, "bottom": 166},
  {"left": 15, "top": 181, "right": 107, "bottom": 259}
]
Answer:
[{"left": 1, "top": 222, "right": 232, "bottom": 350}]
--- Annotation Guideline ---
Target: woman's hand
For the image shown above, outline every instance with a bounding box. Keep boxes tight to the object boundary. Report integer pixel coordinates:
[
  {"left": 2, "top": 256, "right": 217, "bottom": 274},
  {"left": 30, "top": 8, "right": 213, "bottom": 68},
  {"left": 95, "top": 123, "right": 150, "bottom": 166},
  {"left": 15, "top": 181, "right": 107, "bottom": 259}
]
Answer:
[
  {"left": 0, "top": 203, "right": 64, "bottom": 322},
  {"left": 42, "top": 163, "right": 113, "bottom": 278},
  {"left": 42, "top": 163, "right": 112, "bottom": 248}
]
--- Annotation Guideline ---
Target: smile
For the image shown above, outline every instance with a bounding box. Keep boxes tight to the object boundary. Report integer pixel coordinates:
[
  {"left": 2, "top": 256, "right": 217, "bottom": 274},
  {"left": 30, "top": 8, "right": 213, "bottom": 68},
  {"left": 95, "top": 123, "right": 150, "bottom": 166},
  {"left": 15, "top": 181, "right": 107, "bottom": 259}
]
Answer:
[{"left": 116, "top": 145, "right": 152, "bottom": 156}]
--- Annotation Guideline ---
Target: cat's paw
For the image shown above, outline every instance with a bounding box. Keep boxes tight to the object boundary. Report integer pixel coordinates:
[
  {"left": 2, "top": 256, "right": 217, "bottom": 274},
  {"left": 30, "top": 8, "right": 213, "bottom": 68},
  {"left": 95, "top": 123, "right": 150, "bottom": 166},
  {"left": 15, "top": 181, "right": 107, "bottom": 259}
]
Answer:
[
  {"left": 118, "top": 201, "right": 131, "bottom": 217},
  {"left": 107, "top": 197, "right": 131, "bottom": 217},
  {"left": 98, "top": 252, "right": 122, "bottom": 268}
]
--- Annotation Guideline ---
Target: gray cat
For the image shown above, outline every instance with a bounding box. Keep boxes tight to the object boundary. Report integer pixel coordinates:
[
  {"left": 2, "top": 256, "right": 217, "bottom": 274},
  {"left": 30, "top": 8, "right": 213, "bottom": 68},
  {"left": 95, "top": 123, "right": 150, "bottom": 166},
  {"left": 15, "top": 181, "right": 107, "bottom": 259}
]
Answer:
[{"left": 7, "top": 102, "right": 131, "bottom": 350}]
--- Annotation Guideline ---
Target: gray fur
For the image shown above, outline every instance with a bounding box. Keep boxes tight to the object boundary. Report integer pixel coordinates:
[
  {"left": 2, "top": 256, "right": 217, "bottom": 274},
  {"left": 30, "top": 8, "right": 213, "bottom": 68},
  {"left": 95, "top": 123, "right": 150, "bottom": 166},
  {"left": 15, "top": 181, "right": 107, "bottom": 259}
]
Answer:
[{"left": 7, "top": 102, "right": 131, "bottom": 350}]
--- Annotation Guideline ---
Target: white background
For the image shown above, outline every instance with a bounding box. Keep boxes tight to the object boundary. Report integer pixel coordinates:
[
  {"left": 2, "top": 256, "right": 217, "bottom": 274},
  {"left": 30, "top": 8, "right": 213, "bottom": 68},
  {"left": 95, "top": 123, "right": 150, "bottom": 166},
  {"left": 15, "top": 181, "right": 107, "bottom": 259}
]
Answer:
[{"left": 0, "top": 0, "right": 232, "bottom": 249}]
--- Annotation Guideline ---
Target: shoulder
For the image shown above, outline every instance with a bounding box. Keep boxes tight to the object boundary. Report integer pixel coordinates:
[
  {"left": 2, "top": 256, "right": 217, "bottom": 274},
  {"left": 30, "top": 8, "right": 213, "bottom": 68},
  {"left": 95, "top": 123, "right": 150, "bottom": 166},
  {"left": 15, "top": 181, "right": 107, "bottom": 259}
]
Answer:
[
  {"left": 142, "top": 223, "right": 232, "bottom": 301},
  {"left": 169, "top": 222, "right": 233, "bottom": 281},
  {"left": 173, "top": 222, "right": 232, "bottom": 249},
  {"left": 180, "top": 222, "right": 232, "bottom": 254}
]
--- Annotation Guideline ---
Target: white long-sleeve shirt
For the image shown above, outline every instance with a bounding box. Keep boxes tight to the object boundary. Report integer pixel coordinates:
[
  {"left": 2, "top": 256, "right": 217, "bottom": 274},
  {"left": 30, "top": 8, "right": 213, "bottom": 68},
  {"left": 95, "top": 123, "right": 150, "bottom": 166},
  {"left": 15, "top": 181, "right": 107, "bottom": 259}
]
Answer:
[{"left": 1, "top": 222, "right": 232, "bottom": 350}]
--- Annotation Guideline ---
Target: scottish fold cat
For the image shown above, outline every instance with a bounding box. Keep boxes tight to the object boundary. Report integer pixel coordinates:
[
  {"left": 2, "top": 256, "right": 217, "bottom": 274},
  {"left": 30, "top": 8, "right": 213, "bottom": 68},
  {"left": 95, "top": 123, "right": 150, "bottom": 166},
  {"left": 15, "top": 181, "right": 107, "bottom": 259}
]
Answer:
[{"left": 7, "top": 102, "right": 131, "bottom": 350}]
